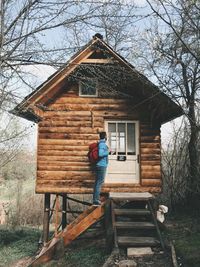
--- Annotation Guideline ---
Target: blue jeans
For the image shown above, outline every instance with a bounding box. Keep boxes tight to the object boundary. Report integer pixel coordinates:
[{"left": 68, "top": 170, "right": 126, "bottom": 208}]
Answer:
[{"left": 93, "top": 166, "right": 107, "bottom": 204}]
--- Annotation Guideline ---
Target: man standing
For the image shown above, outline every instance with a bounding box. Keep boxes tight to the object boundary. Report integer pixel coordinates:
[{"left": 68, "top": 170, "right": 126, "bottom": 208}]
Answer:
[{"left": 93, "top": 132, "right": 109, "bottom": 206}]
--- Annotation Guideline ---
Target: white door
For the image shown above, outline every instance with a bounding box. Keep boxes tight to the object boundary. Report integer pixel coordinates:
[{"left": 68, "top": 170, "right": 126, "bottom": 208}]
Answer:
[{"left": 105, "top": 121, "right": 139, "bottom": 184}]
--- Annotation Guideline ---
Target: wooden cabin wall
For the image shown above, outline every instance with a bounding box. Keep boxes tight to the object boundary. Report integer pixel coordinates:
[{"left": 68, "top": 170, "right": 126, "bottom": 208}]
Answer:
[{"left": 36, "top": 84, "right": 161, "bottom": 194}]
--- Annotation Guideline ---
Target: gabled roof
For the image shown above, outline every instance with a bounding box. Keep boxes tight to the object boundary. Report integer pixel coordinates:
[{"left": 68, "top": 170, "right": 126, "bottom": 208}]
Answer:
[{"left": 11, "top": 34, "right": 183, "bottom": 124}]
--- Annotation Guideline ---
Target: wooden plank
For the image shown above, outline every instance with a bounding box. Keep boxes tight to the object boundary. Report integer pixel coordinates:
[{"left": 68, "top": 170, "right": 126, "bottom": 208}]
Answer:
[
  {"left": 115, "top": 221, "right": 155, "bottom": 229},
  {"left": 114, "top": 209, "right": 151, "bottom": 216},
  {"left": 62, "top": 205, "right": 104, "bottom": 246},
  {"left": 110, "top": 192, "right": 154, "bottom": 200},
  {"left": 81, "top": 58, "right": 115, "bottom": 63},
  {"left": 38, "top": 139, "right": 94, "bottom": 145}
]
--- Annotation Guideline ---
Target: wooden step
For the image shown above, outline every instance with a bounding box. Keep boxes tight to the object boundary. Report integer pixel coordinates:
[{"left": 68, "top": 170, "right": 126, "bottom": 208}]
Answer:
[
  {"left": 117, "top": 236, "right": 159, "bottom": 247},
  {"left": 115, "top": 221, "right": 155, "bottom": 229},
  {"left": 110, "top": 192, "right": 154, "bottom": 201},
  {"left": 114, "top": 209, "right": 151, "bottom": 216},
  {"left": 28, "top": 205, "right": 105, "bottom": 267}
]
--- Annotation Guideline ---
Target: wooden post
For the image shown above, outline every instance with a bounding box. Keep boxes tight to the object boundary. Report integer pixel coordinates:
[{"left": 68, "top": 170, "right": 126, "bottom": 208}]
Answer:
[
  {"left": 104, "top": 199, "right": 114, "bottom": 253},
  {"left": 43, "top": 193, "right": 50, "bottom": 244},
  {"left": 62, "top": 194, "right": 67, "bottom": 230}
]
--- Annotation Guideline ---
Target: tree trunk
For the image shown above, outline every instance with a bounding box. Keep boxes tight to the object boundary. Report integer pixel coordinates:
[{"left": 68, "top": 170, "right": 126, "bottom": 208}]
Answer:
[{"left": 187, "top": 99, "right": 200, "bottom": 208}]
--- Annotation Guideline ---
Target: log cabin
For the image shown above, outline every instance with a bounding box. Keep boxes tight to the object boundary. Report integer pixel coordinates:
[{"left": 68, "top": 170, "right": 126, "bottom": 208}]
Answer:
[{"left": 11, "top": 34, "right": 183, "bottom": 264}]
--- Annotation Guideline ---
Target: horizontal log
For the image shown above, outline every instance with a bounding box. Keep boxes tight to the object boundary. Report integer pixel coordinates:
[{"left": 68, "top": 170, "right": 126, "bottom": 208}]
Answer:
[
  {"left": 39, "top": 120, "right": 103, "bottom": 127},
  {"left": 38, "top": 133, "right": 98, "bottom": 140},
  {"left": 38, "top": 150, "right": 87, "bottom": 156},
  {"left": 38, "top": 145, "right": 88, "bottom": 151},
  {"left": 140, "top": 143, "right": 160, "bottom": 149},
  {"left": 35, "top": 186, "right": 161, "bottom": 194},
  {"left": 140, "top": 165, "right": 161, "bottom": 171},
  {"left": 140, "top": 124, "right": 160, "bottom": 130},
  {"left": 47, "top": 103, "right": 130, "bottom": 111},
  {"left": 50, "top": 97, "right": 129, "bottom": 105},
  {"left": 37, "top": 165, "right": 91, "bottom": 171},
  {"left": 39, "top": 126, "right": 103, "bottom": 134},
  {"left": 140, "top": 155, "right": 161, "bottom": 160},
  {"left": 43, "top": 110, "right": 138, "bottom": 118},
  {"left": 37, "top": 179, "right": 94, "bottom": 186},
  {"left": 43, "top": 111, "right": 93, "bottom": 117},
  {"left": 141, "top": 179, "right": 162, "bottom": 186},
  {"left": 140, "top": 148, "right": 160, "bottom": 154},
  {"left": 141, "top": 172, "right": 161, "bottom": 179},
  {"left": 37, "top": 155, "right": 89, "bottom": 162},
  {"left": 140, "top": 136, "right": 160, "bottom": 142},
  {"left": 37, "top": 170, "right": 94, "bottom": 180},
  {"left": 41, "top": 116, "right": 103, "bottom": 122},
  {"left": 140, "top": 129, "right": 160, "bottom": 135},
  {"left": 38, "top": 139, "right": 94, "bottom": 145},
  {"left": 140, "top": 160, "right": 161, "bottom": 166},
  {"left": 38, "top": 161, "right": 89, "bottom": 166}
]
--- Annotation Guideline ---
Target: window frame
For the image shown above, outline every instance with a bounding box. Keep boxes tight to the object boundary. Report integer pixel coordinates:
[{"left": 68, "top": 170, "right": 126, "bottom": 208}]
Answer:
[{"left": 79, "top": 78, "right": 98, "bottom": 97}]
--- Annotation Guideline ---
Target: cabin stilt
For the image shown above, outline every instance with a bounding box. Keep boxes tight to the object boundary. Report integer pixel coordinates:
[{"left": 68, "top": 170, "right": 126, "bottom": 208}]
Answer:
[
  {"left": 43, "top": 193, "right": 50, "bottom": 244},
  {"left": 62, "top": 194, "right": 67, "bottom": 230}
]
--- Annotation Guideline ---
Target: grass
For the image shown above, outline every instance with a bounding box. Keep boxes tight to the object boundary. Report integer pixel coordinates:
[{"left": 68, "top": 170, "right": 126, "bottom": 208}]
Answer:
[
  {"left": 0, "top": 226, "right": 41, "bottom": 266},
  {"left": 0, "top": 226, "right": 107, "bottom": 267},
  {"left": 166, "top": 212, "right": 200, "bottom": 267},
  {"left": 64, "top": 244, "right": 107, "bottom": 267}
]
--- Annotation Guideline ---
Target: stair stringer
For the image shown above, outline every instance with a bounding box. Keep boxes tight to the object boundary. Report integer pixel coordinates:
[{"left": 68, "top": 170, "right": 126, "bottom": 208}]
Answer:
[{"left": 28, "top": 205, "right": 105, "bottom": 267}]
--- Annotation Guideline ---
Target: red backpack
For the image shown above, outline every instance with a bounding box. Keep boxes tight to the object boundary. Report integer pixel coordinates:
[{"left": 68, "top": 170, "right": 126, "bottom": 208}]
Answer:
[{"left": 87, "top": 142, "right": 99, "bottom": 164}]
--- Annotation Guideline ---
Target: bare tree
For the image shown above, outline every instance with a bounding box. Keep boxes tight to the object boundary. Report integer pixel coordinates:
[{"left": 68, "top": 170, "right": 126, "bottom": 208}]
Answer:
[
  {"left": 0, "top": 0, "right": 141, "bottom": 167},
  {"left": 138, "top": 0, "right": 200, "bottom": 204}
]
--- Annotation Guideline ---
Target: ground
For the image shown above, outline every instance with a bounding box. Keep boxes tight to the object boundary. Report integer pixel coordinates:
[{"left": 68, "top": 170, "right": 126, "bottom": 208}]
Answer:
[{"left": 0, "top": 212, "right": 200, "bottom": 267}]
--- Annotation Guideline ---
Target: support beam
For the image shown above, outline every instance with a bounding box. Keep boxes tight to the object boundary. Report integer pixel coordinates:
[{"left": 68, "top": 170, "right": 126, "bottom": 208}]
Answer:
[
  {"left": 43, "top": 193, "right": 51, "bottom": 244},
  {"left": 62, "top": 194, "right": 67, "bottom": 230}
]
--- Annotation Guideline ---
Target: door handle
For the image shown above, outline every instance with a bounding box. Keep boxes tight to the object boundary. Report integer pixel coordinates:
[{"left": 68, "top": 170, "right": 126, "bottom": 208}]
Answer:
[{"left": 137, "top": 154, "right": 140, "bottom": 163}]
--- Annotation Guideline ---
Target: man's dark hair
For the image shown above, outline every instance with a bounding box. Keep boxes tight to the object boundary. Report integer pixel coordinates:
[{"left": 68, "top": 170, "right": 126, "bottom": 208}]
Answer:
[{"left": 99, "top": 131, "right": 107, "bottom": 139}]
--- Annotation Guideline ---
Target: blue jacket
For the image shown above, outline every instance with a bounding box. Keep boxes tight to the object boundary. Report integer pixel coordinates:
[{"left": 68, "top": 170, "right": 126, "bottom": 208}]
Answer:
[{"left": 96, "top": 139, "right": 109, "bottom": 167}]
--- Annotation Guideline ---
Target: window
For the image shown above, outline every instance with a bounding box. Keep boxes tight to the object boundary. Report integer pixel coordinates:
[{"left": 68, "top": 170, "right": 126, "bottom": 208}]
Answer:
[
  {"left": 108, "top": 122, "right": 136, "bottom": 156},
  {"left": 79, "top": 79, "right": 98, "bottom": 97}
]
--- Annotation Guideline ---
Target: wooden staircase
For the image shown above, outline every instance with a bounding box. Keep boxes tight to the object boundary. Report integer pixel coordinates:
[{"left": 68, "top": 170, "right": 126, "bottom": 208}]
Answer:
[
  {"left": 109, "top": 193, "right": 165, "bottom": 250},
  {"left": 28, "top": 204, "right": 105, "bottom": 267}
]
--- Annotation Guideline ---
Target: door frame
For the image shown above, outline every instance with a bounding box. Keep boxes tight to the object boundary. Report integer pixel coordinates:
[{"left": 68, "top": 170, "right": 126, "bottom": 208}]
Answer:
[{"left": 104, "top": 120, "right": 140, "bottom": 184}]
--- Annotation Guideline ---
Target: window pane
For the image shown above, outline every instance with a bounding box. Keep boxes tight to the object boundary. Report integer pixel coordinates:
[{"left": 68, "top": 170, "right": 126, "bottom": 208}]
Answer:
[
  {"left": 118, "top": 123, "right": 126, "bottom": 155},
  {"left": 127, "top": 123, "right": 135, "bottom": 155},
  {"left": 108, "top": 123, "right": 116, "bottom": 155},
  {"left": 80, "top": 80, "right": 97, "bottom": 96}
]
